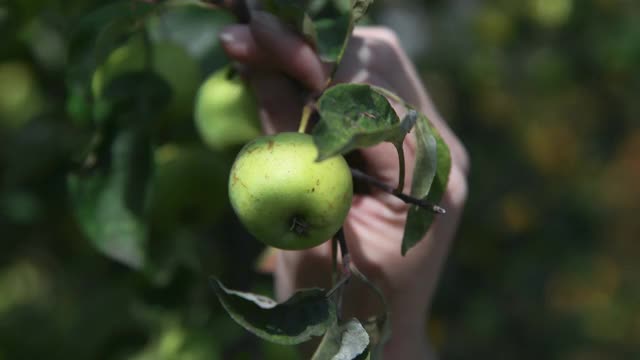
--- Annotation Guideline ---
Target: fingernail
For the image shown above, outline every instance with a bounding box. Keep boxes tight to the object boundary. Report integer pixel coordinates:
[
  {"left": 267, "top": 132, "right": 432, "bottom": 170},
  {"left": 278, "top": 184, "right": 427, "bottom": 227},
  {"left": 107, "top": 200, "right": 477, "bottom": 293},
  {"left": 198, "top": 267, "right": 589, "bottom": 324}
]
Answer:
[
  {"left": 219, "top": 26, "right": 248, "bottom": 57},
  {"left": 218, "top": 27, "right": 235, "bottom": 45}
]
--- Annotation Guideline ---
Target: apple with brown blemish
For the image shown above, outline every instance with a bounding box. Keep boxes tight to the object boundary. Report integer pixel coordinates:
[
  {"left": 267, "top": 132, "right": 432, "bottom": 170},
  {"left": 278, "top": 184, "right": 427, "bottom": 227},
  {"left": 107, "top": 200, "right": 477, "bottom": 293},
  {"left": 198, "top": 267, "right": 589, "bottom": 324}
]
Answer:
[{"left": 228, "top": 132, "right": 353, "bottom": 250}]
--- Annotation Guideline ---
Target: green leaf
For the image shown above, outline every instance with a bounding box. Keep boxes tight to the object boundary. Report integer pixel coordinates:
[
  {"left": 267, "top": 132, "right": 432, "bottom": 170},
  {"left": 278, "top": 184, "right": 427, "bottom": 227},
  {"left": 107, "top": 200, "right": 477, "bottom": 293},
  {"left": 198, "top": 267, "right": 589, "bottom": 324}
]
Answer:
[
  {"left": 313, "top": 84, "right": 413, "bottom": 160},
  {"left": 401, "top": 119, "right": 451, "bottom": 255},
  {"left": 314, "top": 14, "right": 351, "bottom": 62},
  {"left": 99, "top": 71, "right": 173, "bottom": 126},
  {"left": 211, "top": 279, "right": 336, "bottom": 345},
  {"left": 312, "top": 318, "right": 370, "bottom": 360},
  {"left": 68, "top": 1, "right": 157, "bottom": 82},
  {"left": 407, "top": 112, "right": 438, "bottom": 201},
  {"left": 68, "top": 129, "right": 152, "bottom": 269},
  {"left": 263, "top": 0, "right": 372, "bottom": 64},
  {"left": 263, "top": 0, "right": 318, "bottom": 45},
  {"left": 351, "top": 0, "right": 373, "bottom": 23}
]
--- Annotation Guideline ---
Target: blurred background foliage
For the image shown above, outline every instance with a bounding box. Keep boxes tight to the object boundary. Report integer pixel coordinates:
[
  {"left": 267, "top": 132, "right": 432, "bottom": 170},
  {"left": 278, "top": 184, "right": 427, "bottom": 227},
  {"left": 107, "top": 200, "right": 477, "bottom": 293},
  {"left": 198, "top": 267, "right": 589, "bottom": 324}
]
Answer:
[{"left": 0, "top": 0, "right": 638, "bottom": 359}]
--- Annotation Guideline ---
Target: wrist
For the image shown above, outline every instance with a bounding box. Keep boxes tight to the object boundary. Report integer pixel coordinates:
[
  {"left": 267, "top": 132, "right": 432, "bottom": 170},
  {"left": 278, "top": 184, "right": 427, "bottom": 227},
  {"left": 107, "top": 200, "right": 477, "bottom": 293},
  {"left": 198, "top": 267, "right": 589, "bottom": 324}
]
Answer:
[{"left": 383, "top": 309, "right": 436, "bottom": 359}]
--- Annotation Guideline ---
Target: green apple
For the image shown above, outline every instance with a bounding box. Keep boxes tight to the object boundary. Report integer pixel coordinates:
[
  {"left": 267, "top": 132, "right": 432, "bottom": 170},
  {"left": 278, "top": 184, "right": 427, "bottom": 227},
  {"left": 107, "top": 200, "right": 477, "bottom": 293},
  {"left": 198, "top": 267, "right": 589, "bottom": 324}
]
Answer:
[
  {"left": 194, "top": 66, "right": 261, "bottom": 150},
  {"left": 229, "top": 132, "right": 353, "bottom": 250},
  {"left": 149, "top": 144, "right": 227, "bottom": 232},
  {"left": 0, "top": 61, "right": 43, "bottom": 128},
  {"left": 91, "top": 36, "right": 201, "bottom": 120}
]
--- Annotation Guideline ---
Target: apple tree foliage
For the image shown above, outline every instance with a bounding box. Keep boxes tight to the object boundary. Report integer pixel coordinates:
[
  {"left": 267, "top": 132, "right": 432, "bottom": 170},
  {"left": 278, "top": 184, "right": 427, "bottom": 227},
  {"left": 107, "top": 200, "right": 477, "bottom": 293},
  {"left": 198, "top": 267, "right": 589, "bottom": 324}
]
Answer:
[{"left": 63, "top": 0, "right": 451, "bottom": 358}]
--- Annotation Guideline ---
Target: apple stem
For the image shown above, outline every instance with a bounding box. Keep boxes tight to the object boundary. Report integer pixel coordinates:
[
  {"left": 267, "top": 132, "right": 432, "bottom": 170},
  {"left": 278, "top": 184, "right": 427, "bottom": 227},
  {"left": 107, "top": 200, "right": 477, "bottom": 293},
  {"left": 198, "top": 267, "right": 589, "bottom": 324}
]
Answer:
[
  {"left": 298, "top": 104, "right": 313, "bottom": 134},
  {"left": 350, "top": 168, "right": 447, "bottom": 214}
]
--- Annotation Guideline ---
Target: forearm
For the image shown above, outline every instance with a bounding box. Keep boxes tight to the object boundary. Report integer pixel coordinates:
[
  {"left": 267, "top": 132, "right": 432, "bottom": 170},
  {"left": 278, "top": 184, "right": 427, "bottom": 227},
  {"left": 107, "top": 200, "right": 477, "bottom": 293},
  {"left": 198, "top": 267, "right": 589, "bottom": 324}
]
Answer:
[{"left": 384, "top": 310, "right": 437, "bottom": 359}]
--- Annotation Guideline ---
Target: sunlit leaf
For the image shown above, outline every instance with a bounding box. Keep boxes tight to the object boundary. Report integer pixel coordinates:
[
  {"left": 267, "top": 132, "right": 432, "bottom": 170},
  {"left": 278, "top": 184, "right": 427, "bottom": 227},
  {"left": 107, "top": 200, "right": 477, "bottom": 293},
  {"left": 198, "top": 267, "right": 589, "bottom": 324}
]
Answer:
[
  {"left": 211, "top": 279, "right": 336, "bottom": 345},
  {"left": 313, "top": 84, "right": 412, "bottom": 160},
  {"left": 311, "top": 318, "right": 370, "bottom": 360},
  {"left": 351, "top": 0, "right": 373, "bottom": 23}
]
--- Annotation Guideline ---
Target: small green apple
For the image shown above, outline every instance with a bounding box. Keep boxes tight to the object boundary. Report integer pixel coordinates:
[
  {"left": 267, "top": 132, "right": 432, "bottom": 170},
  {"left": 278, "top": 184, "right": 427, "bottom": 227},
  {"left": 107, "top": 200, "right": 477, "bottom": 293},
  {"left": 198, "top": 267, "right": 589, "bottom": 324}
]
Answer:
[
  {"left": 149, "top": 144, "right": 227, "bottom": 232},
  {"left": 0, "top": 61, "right": 43, "bottom": 128},
  {"left": 194, "top": 66, "right": 261, "bottom": 150},
  {"left": 229, "top": 132, "right": 353, "bottom": 250}
]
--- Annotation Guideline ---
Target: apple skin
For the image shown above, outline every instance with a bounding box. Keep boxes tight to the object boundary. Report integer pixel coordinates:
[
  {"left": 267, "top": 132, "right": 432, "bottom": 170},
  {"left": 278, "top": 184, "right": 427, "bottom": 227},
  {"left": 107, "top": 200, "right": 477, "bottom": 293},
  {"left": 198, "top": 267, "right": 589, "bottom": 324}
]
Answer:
[
  {"left": 194, "top": 66, "right": 261, "bottom": 150},
  {"left": 229, "top": 132, "right": 353, "bottom": 250},
  {"left": 0, "top": 61, "right": 43, "bottom": 128},
  {"left": 149, "top": 144, "right": 228, "bottom": 232}
]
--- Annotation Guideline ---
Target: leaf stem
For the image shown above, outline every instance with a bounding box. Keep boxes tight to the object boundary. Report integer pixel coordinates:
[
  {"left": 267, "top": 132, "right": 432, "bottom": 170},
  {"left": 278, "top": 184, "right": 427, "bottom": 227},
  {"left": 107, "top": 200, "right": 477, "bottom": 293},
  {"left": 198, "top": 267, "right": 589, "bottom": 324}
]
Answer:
[
  {"left": 350, "top": 168, "right": 446, "bottom": 214},
  {"left": 298, "top": 105, "right": 312, "bottom": 134},
  {"left": 326, "top": 228, "right": 352, "bottom": 321},
  {"left": 394, "top": 143, "right": 405, "bottom": 193}
]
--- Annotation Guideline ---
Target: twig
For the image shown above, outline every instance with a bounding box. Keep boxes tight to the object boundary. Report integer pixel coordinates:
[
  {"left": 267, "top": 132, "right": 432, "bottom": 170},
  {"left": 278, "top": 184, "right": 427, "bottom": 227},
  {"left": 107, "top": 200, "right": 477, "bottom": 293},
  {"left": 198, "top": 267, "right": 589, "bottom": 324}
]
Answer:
[
  {"left": 198, "top": 0, "right": 251, "bottom": 22},
  {"left": 325, "top": 228, "right": 352, "bottom": 321},
  {"left": 394, "top": 143, "right": 405, "bottom": 193},
  {"left": 350, "top": 168, "right": 446, "bottom": 214}
]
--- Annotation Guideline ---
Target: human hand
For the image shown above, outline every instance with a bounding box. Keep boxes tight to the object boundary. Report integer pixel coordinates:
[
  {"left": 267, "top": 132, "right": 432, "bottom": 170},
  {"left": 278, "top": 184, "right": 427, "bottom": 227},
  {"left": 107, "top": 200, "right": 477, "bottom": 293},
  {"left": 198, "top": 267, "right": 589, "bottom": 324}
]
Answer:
[{"left": 220, "top": 11, "right": 469, "bottom": 359}]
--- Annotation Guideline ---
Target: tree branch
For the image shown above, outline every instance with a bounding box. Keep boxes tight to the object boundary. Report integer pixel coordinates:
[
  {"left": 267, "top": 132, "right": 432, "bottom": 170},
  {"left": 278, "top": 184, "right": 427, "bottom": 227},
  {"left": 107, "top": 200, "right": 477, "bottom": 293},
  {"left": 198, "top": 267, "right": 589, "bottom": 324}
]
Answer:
[{"left": 350, "top": 168, "right": 446, "bottom": 214}]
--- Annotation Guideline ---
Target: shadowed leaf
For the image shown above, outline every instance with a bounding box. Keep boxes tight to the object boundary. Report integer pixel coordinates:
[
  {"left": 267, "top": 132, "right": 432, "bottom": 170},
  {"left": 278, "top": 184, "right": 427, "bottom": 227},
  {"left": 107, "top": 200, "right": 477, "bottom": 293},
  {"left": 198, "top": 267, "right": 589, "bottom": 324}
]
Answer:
[
  {"left": 401, "top": 119, "right": 450, "bottom": 255},
  {"left": 68, "top": 130, "right": 152, "bottom": 268},
  {"left": 211, "top": 279, "right": 336, "bottom": 345}
]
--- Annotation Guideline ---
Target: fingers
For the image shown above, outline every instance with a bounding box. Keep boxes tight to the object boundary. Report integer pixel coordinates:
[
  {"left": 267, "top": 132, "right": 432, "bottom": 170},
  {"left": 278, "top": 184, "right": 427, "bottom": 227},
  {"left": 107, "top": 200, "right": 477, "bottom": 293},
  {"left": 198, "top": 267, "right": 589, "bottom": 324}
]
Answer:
[
  {"left": 220, "top": 18, "right": 469, "bottom": 173},
  {"left": 219, "top": 25, "right": 271, "bottom": 65},
  {"left": 250, "top": 12, "right": 327, "bottom": 92},
  {"left": 219, "top": 12, "right": 328, "bottom": 92},
  {"left": 219, "top": 23, "right": 306, "bottom": 133},
  {"left": 250, "top": 71, "right": 303, "bottom": 133},
  {"left": 340, "top": 27, "right": 470, "bottom": 174}
]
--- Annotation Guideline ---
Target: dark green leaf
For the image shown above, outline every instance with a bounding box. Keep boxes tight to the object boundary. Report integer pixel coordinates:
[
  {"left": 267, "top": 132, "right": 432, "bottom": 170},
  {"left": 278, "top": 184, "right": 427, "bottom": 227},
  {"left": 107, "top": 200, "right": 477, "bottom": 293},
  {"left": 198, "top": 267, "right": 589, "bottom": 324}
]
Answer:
[
  {"left": 313, "top": 0, "right": 372, "bottom": 63},
  {"left": 311, "top": 318, "right": 370, "bottom": 360},
  {"left": 263, "top": 0, "right": 372, "bottom": 64},
  {"left": 211, "top": 279, "right": 336, "bottom": 345},
  {"left": 263, "top": 0, "right": 318, "bottom": 45},
  {"left": 313, "top": 84, "right": 411, "bottom": 161},
  {"left": 68, "top": 1, "right": 157, "bottom": 82},
  {"left": 99, "top": 71, "right": 173, "bottom": 125},
  {"left": 73, "top": 1, "right": 156, "bottom": 36},
  {"left": 68, "top": 129, "right": 152, "bottom": 269},
  {"left": 401, "top": 119, "right": 451, "bottom": 255},
  {"left": 315, "top": 14, "right": 351, "bottom": 62}
]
